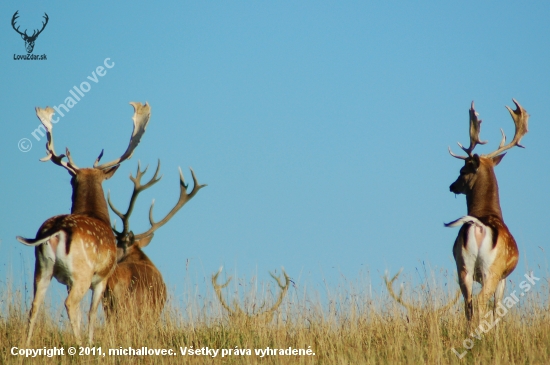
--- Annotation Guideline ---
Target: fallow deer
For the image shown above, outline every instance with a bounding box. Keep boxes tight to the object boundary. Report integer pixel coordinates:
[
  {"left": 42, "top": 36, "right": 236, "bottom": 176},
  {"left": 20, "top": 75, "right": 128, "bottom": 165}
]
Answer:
[
  {"left": 16, "top": 102, "right": 151, "bottom": 345},
  {"left": 212, "top": 267, "right": 290, "bottom": 324},
  {"left": 104, "top": 161, "right": 205, "bottom": 320},
  {"left": 446, "top": 99, "right": 528, "bottom": 322}
]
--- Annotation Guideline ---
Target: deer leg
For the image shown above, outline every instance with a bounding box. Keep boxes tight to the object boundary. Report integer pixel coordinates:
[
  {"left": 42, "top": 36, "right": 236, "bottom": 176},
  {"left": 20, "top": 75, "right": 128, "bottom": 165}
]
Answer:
[
  {"left": 458, "top": 270, "right": 474, "bottom": 322},
  {"left": 26, "top": 252, "right": 54, "bottom": 346},
  {"left": 494, "top": 279, "right": 506, "bottom": 308},
  {"left": 478, "top": 274, "right": 501, "bottom": 320},
  {"left": 454, "top": 229, "right": 476, "bottom": 324},
  {"left": 102, "top": 288, "right": 114, "bottom": 322},
  {"left": 492, "top": 278, "right": 507, "bottom": 332},
  {"left": 88, "top": 279, "right": 107, "bottom": 343},
  {"left": 65, "top": 279, "right": 89, "bottom": 345}
]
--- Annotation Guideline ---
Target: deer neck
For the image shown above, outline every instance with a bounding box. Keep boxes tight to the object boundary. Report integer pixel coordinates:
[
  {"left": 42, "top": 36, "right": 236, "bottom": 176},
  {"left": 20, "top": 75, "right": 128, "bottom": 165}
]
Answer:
[
  {"left": 466, "top": 166, "right": 503, "bottom": 220},
  {"left": 71, "top": 180, "right": 111, "bottom": 225},
  {"left": 121, "top": 247, "right": 154, "bottom": 265}
]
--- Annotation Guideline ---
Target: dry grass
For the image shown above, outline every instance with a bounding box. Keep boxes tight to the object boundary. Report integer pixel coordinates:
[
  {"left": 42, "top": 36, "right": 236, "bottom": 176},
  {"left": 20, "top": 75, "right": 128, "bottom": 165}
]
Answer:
[{"left": 1, "top": 269, "right": 549, "bottom": 365}]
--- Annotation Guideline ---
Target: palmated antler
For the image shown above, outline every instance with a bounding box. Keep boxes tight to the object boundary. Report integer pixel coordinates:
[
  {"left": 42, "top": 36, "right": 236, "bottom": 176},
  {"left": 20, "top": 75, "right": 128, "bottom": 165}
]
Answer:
[
  {"left": 384, "top": 269, "right": 460, "bottom": 314},
  {"left": 212, "top": 267, "right": 290, "bottom": 323},
  {"left": 95, "top": 102, "right": 151, "bottom": 169},
  {"left": 108, "top": 161, "right": 206, "bottom": 240},
  {"left": 35, "top": 102, "right": 152, "bottom": 175},
  {"left": 485, "top": 99, "right": 529, "bottom": 158},
  {"left": 448, "top": 101, "right": 487, "bottom": 160},
  {"left": 448, "top": 99, "right": 529, "bottom": 160},
  {"left": 36, "top": 107, "right": 78, "bottom": 175}
]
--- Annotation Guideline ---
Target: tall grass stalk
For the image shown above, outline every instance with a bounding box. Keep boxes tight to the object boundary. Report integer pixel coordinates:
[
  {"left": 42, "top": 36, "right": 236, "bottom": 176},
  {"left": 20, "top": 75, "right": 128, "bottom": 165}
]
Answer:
[{"left": 1, "top": 269, "right": 548, "bottom": 364}]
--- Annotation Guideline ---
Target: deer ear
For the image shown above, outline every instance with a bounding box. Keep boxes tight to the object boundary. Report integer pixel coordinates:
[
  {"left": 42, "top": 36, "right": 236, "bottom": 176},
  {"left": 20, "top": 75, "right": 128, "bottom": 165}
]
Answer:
[
  {"left": 472, "top": 154, "right": 481, "bottom": 170},
  {"left": 102, "top": 165, "right": 120, "bottom": 180},
  {"left": 491, "top": 153, "right": 506, "bottom": 166},
  {"left": 135, "top": 234, "right": 154, "bottom": 248}
]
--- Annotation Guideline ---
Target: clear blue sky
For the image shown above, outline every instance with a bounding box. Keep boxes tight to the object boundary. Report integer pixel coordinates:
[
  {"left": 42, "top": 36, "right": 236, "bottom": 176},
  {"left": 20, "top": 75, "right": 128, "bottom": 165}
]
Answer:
[{"left": 1, "top": 1, "right": 549, "bottom": 308}]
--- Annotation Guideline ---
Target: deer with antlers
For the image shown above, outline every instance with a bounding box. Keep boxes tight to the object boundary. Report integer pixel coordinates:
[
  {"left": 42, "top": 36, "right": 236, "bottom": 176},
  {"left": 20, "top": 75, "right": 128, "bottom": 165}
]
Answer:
[
  {"left": 16, "top": 102, "right": 150, "bottom": 345},
  {"left": 446, "top": 99, "right": 528, "bottom": 323},
  {"left": 103, "top": 161, "right": 205, "bottom": 320},
  {"left": 212, "top": 267, "right": 290, "bottom": 324}
]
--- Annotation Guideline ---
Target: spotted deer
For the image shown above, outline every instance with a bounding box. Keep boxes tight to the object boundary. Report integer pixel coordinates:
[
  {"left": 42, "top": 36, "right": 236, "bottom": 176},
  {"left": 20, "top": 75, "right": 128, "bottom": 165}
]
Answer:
[
  {"left": 104, "top": 161, "right": 205, "bottom": 320},
  {"left": 212, "top": 267, "right": 290, "bottom": 324},
  {"left": 446, "top": 99, "right": 528, "bottom": 322},
  {"left": 16, "top": 102, "right": 151, "bottom": 345}
]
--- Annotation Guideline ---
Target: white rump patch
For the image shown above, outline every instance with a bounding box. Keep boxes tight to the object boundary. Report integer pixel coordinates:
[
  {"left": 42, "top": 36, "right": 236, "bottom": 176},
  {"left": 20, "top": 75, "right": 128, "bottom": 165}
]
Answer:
[{"left": 447, "top": 215, "right": 497, "bottom": 280}]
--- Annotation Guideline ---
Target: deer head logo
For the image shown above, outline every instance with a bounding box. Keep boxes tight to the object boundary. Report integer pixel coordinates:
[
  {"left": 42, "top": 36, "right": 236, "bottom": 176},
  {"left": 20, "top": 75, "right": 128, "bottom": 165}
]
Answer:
[{"left": 12, "top": 11, "right": 49, "bottom": 54}]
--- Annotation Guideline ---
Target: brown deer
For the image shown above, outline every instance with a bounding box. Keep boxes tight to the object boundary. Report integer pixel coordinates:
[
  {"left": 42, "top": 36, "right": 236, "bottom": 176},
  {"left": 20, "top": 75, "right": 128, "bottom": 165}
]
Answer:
[
  {"left": 16, "top": 102, "right": 150, "bottom": 345},
  {"left": 103, "top": 161, "right": 205, "bottom": 320},
  {"left": 212, "top": 267, "right": 290, "bottom": 324},
  {"left": 446, "top": 99, "right": 528, "bottom": 322}
]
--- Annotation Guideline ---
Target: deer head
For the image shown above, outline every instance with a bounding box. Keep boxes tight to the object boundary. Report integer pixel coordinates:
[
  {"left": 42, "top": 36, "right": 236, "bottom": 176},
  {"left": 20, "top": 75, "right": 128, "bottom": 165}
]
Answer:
[
  {"left": 212, "top": 267, "right": 290, "bottom": 324},
  {"left": 12, "top": 11, "right": 49, "bottom": 54},
  {"left": 448, "top": 99, "right": 528, "bottom": 218},
  {"left": 36, "top": 102, "right": 151, "bottom": 223}
]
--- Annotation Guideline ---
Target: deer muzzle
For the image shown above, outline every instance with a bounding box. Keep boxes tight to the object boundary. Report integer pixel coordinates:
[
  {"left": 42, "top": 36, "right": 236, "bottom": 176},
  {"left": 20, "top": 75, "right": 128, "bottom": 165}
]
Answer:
[{"left": 449, "top": 179, "right": 465, "bottom": 195}]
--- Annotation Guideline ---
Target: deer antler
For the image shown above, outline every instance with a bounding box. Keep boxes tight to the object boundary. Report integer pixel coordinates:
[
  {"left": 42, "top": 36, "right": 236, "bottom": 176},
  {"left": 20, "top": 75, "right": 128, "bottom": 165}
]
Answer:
[
  {"left": 212, "top": 267, "right": 290, "bottom": 323},
  {"left": 384, "top": 269, "right": 460, "bottom": 314},
  {"left": 36, "top": 107, "right": 78, "bottom": 175},
  {"left": 94, "top": 102, "right": 151, "bottom": 169},
  {"left": 449, "top": 100, "right": 529, "bottom": 160},
  {"left": 212, "top": 268, "right": 246, "bottom": 317},
  {"left": 484, "top": 99, "right": 529, "bottom": 158},
  {"left": 448, "top": 101, "right": 487, "bottom": 160},
  {"left": 109, "top": 163, "right": 205, "bottom": 241},
  {"left": 108, "top": 160, "right": 162, "bottom": 238},
  {"left": 35, "top": 102, "right": 152, "bottom": 174}
]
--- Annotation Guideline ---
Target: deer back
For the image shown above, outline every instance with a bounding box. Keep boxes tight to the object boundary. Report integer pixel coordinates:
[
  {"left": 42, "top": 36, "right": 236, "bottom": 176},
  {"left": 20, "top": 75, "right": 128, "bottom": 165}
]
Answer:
[
  {"left": 23, "top": 215, "right": 117, "bottom": 285},
  {"left": 104, "top": 246, "right": 166, "bottom": 319}
]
